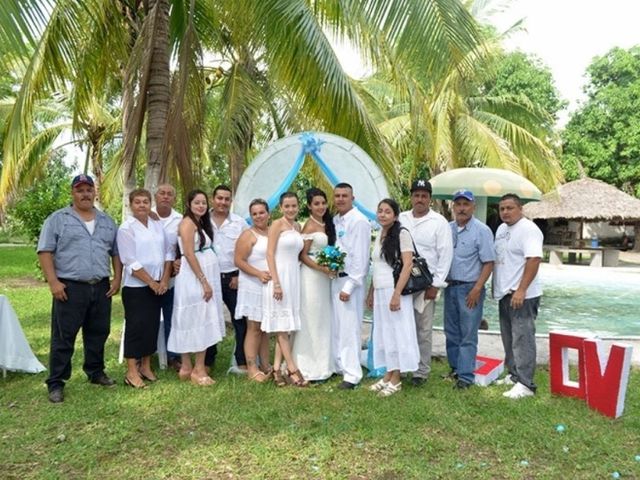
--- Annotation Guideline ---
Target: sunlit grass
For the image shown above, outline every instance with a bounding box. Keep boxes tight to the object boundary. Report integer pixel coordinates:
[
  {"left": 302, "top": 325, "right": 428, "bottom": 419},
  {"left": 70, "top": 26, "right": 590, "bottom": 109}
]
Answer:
[{"left": 1, "top": 246, "right": 639, "bottom": 479}]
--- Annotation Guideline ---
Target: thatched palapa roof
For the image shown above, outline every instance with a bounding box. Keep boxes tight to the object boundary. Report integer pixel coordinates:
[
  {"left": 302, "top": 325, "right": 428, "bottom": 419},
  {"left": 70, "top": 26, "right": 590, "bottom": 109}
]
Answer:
[{"left": 523, "top": 178, "right": 640, "bottom": 222}]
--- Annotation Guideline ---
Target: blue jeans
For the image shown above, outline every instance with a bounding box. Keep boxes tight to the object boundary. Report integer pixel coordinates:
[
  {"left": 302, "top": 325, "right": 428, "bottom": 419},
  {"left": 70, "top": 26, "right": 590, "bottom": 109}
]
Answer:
[{"left": 443, "top": 283, "right": 484, "bottom": 384}]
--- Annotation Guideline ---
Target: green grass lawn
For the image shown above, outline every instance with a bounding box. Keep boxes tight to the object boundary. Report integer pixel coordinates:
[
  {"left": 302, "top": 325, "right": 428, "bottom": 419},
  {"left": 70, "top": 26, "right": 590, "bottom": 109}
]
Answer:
[{"left": 1, "top": 246, "right": 639, "bottom": 479}]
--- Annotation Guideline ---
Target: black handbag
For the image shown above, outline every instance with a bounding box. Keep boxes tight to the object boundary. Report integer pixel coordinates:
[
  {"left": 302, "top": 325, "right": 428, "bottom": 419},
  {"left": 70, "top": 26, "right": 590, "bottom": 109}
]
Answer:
[{"left": 392, "top": 231, "right": 433, "bottom": 295}]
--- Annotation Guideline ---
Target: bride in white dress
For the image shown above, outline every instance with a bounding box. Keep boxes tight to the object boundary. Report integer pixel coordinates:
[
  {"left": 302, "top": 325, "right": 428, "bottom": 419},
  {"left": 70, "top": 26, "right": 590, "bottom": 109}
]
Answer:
[
  {"left": 292, "top": 188, "right": 336, "bottom": 381},
  {"left": 262, "top": 192, "right": 306, "bottom": 387}
]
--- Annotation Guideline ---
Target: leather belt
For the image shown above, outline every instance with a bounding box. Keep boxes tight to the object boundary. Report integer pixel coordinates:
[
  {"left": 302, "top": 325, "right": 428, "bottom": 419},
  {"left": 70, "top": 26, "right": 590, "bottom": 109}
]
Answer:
[
  {"left": 60, "top": 277, "right": 108, "bottom": 285},
  {"left": 221, "top": 270, "right": 239, "bottom": 279}
]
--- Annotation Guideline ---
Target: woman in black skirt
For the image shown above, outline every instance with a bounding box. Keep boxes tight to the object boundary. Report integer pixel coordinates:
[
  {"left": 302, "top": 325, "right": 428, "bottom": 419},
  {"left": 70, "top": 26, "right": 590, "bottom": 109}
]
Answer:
[{"left": 117, "top": 188, "right": 174, "bottom": 388}]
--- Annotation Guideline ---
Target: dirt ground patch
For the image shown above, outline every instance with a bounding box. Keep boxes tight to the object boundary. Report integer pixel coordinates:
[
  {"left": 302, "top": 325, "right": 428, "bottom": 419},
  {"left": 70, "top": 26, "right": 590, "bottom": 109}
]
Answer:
[
  {"left": 1, "top": 276, "right": 43, "bottom": 288},
  {"left": 619, "top": 250, "right": 640, "bottom": 265}
]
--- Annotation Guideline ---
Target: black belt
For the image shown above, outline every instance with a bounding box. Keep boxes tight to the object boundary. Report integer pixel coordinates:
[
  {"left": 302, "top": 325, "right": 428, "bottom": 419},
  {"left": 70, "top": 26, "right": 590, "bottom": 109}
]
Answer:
[
  {"left": 60, "top": 277, "right": 108, "bottom": 286},
  {"left": 447, "top": 280, "right": 475, "bottom": 286},
  {"left": 221, "top": 270, "right": 239, "bottom": 279},
  {"left": 338, "top": 272, "right": 349, "bottom": 278}
]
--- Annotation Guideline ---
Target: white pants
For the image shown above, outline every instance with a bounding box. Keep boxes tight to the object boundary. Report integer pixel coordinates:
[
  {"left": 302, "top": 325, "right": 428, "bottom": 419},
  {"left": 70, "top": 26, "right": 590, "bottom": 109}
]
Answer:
[{"left": 331, "top": 278, "right": 364, "bottom": 384}]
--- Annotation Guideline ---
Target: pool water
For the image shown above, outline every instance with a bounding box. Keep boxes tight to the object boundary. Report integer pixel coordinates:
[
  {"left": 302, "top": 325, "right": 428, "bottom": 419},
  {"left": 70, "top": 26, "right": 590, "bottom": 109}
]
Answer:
[{"left": 433, "top": 264, "right": 640, "bottom": 337}]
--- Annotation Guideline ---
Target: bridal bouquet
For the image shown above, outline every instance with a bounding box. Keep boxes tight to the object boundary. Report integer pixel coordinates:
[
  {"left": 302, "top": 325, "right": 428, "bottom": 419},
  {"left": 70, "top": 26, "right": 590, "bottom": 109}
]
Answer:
[{"left": 316, "top": 245, "right": 347, "bottom": 272}]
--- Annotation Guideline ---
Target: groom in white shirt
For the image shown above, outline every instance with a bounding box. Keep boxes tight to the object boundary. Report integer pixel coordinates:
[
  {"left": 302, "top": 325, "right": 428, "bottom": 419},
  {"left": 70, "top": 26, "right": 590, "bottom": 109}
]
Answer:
[{"left": 331, "top": 183, "right": 372, "bottom": 389}]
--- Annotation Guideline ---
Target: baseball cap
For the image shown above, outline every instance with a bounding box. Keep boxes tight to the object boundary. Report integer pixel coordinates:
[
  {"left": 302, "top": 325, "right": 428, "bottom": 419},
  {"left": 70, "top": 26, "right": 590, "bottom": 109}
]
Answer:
[
  {"left": 452, "top": 189, "right": 475, "bottom": 202},
  {"left": 410, "top": 179, "right": 432, "bottom": 194},
  {"left": 71, "top": 174, "right": 95, "bottom": 188}
]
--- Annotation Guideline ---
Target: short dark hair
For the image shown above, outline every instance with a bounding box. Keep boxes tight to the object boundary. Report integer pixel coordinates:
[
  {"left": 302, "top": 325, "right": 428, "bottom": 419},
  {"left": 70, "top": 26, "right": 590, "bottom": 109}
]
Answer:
[
  {"left": 334, "top": 182, "right": 353, "bottom": 191},
  {"left": 249, "top": 198, "right": 269, "bottom": 213},
  {"left": 499, "top": 193, "right": 523, "bottom": 206},
  {"left": 279, "top": 191, "right": 298, "bottom": 205},
  {"left": 212, "top": 185, "right": 231, "bottom": 197},
  {"left": 129, "top": 188, "right": 152, "bottom": 204}
]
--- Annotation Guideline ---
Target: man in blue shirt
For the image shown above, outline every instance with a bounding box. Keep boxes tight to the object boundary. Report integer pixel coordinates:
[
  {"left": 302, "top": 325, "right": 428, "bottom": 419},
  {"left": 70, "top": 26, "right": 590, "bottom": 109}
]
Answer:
[
  {"left": 37, "top": 174, "right": 122, "bottom": 403},
  {"left": 444, "top": 190, "right": 495, "bottom": 389}
]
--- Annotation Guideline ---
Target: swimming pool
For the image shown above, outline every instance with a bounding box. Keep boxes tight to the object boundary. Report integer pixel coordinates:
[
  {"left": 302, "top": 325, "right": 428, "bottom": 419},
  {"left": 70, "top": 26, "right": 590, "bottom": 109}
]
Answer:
[{"left": 434, "top": 264, "right": 640, "bottom": 337}]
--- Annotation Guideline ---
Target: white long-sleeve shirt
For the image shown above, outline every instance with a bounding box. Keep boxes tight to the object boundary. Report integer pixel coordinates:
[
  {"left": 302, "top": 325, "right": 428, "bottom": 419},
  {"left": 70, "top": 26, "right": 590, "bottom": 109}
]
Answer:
[
  {"left": 334, "top": 207, "right": 372, "bottom": 295},
  {"left": 211, "top": 212, "right": 249, "bottom": 273},
  {"left": 153, "top": 207, "right": 183, "bottom": 288},
  {"left": 116, "top": 217, "right": 175, "bottom": 288},
  {"left": 399, "top": 208, "right": 453, "bottom": 289}
]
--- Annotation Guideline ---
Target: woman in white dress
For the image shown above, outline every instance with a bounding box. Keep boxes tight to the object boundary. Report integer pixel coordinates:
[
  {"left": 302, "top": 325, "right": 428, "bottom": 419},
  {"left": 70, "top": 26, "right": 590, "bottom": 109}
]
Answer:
[
  {"left": 292, "top": 188, "right": 336, "bottom": 381},
  {"left": 234, "top": 199, "right": 273, "bottom": 382},
  {"left": 262, "top": 192, "right": 307, "bottom": 387},
  {"left": 168, "top": 190, "right": 225, "bottom": 386},
  {"left": 366, "top": 198, "right": 419, "bottom": 397}
]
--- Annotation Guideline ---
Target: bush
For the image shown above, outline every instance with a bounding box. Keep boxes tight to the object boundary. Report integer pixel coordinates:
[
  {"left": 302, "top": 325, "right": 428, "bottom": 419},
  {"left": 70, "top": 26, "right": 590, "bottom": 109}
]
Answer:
[{"left": 10, "top": 155, "right": 72, "bottom": 243}]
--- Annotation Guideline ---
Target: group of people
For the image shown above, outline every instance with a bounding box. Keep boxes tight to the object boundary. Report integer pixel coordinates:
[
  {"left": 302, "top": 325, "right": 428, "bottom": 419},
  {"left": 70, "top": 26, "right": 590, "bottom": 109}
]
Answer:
[{"left": 37, "top": 173, "right": 543, "bottom": 403}]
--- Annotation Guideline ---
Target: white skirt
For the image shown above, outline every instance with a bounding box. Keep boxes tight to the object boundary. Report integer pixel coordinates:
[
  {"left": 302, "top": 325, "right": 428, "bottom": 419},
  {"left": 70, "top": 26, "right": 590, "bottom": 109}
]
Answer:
[{"left": 372, "top": 287, "right": 419, "bottom": 372}]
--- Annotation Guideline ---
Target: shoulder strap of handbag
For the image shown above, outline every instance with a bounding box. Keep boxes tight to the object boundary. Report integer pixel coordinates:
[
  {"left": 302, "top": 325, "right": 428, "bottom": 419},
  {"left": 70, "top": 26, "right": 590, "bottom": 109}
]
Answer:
[{"left": 399, "top": 226, "right": 420, "bottom": 257}]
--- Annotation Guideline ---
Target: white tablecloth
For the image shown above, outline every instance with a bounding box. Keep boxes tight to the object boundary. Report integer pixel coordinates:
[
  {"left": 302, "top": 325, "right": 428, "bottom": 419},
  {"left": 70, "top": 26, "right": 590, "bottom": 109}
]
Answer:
[{"left": 0, "top": 294, "right": 46, "bottom": 374}]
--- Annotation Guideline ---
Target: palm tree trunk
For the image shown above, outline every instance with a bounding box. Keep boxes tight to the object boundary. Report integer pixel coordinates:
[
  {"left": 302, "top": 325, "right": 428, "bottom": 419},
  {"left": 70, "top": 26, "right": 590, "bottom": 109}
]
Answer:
[{"left": 144, "top": 0, "right": 171, "bottom": 194}]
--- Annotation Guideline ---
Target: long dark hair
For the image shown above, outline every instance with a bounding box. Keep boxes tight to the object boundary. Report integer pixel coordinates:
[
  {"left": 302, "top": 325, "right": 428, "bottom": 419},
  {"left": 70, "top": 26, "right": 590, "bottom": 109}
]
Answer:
[
  {"left": 379, "top": 198, "right": 402, "bottom": 266},
  {"left": 184, "top": 189, "right": 214, "bottom": 250},
  {"left": 306, "top": 187, "right": 336, "bottom": 246}
]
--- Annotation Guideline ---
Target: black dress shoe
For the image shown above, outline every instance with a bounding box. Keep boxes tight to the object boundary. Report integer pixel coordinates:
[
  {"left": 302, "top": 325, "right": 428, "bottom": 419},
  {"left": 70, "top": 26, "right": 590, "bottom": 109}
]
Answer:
[
  {"left": 90, "top": 374, "right": 116, "bottom": 387},
  {"left": 337, "top": 381, "right": 357, "bottom": 390},
  {"left": 453, "top": 379, "right": 472, "bottom": 390},
  {"left": 48, "top": 388, "right": 64, "bottom": 403},
  {"left": 411, "top": 376, "right": 427, "bottom": 387}
]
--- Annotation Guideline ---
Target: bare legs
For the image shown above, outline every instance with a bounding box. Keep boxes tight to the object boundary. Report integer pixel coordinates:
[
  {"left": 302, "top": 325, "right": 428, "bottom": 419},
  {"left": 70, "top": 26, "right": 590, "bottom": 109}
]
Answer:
[
  {"left": 179, "top": 351, "right": 214, "bottom": 385},
  {"left": 383, "top": 370, "right": 401, "bottom": 386},
  {"left": 245, "top": 320, "right": 270, "bottom": 382},
  {"left": 125, "top": 358, "right": 145, "bottom": 388},
  {"left": 276, "top": 332, "right": 307, "bottom": 387}
]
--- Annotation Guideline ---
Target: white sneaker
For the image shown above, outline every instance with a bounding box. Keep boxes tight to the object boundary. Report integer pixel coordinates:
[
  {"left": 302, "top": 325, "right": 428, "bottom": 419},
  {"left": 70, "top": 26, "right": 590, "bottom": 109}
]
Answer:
[
  {"left": 227, "top": 365, "right": 248, "bottom": 375},
  {"left": 495, "top": 375, "right": 515, "bottom": 386},
  {"left": 378, "top": 382, "right": 402, "bottom": 397},
  {"left": 368, "top": 379, "right": 389, "bottom": 392},
  {"left": 503, "top": 382, "right": 535, "bottom": 399}
]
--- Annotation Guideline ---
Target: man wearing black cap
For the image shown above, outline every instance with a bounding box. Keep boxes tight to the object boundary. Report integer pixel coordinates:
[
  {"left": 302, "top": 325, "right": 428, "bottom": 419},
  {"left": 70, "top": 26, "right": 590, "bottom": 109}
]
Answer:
[
  {"left": 37, "top": 174, "right": 122, "bottom": 403},
  {"left": 444, "top": 189, "right": 495, "bottom": 389},
  {"left": 399, "top": 179, "right": 453, "bottom": 386}
]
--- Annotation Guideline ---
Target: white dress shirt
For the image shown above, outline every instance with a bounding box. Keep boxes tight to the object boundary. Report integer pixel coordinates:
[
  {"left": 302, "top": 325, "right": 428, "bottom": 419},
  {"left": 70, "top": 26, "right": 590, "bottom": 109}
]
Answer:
[
  {"left": 399, "top": 208, "right": 453, "bottom": 289},
  {"left": 211, "top": 211, "right": 249, "bottom": 273},
  {"left": 117, "top": 217, "right": 175, "bottom": 288},
  {"left": 334, "top": 207, "right": 372, "bottom": 295},
  {"left": 153, "top": 208, "right": 183, "bottom": 288}
]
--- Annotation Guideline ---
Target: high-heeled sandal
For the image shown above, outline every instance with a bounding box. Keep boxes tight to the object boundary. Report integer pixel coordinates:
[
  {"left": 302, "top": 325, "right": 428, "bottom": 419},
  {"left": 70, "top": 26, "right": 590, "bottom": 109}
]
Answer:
[
  {"left": 124, "top": 376, "right": 147, "bottom": 389},
  {"left": 138, "top": 371, "right": 158, "bottom": 383},
  {"left": 273, "top": 370, "right": 288, "bottom": 387},
  {"left": 248, "top": 370, "right": 270, "bottom": 383},
  {"left": 190, "top": 374, "right": 215, "bottom": 386},
  {"left": 287, "top": 369, "right": 309, "bottom": 387}
]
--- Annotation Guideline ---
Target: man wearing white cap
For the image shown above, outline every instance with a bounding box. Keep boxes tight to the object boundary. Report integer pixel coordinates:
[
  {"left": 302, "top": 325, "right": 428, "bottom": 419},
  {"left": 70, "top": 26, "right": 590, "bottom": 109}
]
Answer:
[
  {"left": 399, "top": 179, "right": 453, "bottom": 386},
  {"left": 444, "top": 189, "right": 495, "bottom": 389}
]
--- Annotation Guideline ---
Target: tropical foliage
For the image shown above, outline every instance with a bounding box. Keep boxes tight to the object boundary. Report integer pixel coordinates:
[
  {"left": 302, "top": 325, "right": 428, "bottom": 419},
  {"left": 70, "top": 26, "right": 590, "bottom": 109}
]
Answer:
[
  {"left": 562, "top": 46, "right": 640, "bottom": 197},
  {"left": 0, "top": 0, "right": 567, "bottom": 215}
]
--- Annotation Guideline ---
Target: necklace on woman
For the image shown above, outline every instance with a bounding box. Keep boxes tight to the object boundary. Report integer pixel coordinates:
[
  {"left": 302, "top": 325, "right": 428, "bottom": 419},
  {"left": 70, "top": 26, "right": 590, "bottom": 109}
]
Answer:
[
  {"left": 253, "top": 226, "right": 268, "bottom": 236},
  {"left": 282, "top": 217, "right": 296, "bottom": 229},
  {"left": 309, "top": 215, "right": 325, "bottom": 227}
]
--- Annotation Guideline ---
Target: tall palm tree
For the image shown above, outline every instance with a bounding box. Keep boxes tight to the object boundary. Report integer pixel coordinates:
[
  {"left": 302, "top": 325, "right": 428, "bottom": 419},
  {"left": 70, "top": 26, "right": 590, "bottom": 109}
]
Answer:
[{"left": 0, "top": 0, "right": 486, "bottom": 208}]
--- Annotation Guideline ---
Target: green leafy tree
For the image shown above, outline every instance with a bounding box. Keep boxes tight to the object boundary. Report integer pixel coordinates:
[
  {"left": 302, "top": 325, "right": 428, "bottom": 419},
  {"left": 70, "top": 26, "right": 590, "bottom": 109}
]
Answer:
[
  {"left": 562, "top": 46, "right": 640, "bottom": 197},
  {"left": 483, "top": 51, "right": 567, "bottom": 124},
  {"left": 10, "top": 153, "right": 72, "bottom": 242}
]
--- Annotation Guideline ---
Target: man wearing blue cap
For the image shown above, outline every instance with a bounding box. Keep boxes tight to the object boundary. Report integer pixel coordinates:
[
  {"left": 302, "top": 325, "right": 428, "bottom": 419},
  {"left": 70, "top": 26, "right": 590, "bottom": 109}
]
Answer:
[
  {"left": 37, "top": 174, "right": 122, "bottom": 403},
  {"left": 444, "top": 189, "right": 495, "bottom": 389}
]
